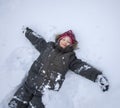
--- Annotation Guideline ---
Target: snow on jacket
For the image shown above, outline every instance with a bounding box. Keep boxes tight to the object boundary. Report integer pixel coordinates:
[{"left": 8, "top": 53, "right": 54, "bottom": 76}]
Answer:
[{"left": 24, "top": 30, "right": 102, "bottom": 95}]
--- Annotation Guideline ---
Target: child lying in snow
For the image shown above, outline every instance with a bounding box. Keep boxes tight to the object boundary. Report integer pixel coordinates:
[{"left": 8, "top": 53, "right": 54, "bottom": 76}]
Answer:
[{"left": 8, "top": 27, "right": 109, "bottom": 108}]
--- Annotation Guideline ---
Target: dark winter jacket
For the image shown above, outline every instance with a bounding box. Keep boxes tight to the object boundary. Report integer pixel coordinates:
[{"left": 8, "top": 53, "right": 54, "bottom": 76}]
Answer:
[{"left": 24, "top": 30, "right": 102, "bottom": 95}]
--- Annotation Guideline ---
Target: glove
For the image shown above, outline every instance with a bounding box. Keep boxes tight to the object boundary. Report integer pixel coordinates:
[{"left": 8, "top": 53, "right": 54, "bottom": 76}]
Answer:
[
  {"left": 22, "top": 26, "right": 42, "bottom": 38},
  {"left": 22, "top": 26, "right": 33, "bottom": 34},
  {"left": 96, "top": 74, "right": 109, "bottom": 92}
]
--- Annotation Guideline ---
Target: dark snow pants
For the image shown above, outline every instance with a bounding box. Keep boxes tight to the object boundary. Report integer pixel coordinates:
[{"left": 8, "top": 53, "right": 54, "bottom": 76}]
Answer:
[{"left": 8, "top": 84, "right": 45, "bottom": 108}]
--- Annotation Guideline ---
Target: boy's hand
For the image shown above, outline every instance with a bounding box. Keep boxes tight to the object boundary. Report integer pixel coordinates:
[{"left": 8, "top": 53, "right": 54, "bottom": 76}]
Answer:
[{"left": 96, "top": 74, "right": 109, "bottom": 92}]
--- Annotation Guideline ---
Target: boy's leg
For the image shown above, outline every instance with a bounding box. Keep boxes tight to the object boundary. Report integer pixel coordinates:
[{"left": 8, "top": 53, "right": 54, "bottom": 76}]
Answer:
[
  {"left": 28, "top": 94, "right": 45, "bottom": 108},
  {"left": 8, "top": 84, "right": 33, "bottom": 108}
]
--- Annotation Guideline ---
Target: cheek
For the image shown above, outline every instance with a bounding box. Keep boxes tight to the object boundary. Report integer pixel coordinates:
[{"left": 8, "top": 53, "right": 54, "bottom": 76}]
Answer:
[
  {"left": 59, "top": 40, "right": 64, "bottom": 45},
  {"left": 67, "top": 43, "right": 71, "bottom": 46},
  {"left": 59, "top": 40, "right": 62, "bottom": 45},
  {"left": 59, "top": 41, "right": 63, "bottom": 47}
]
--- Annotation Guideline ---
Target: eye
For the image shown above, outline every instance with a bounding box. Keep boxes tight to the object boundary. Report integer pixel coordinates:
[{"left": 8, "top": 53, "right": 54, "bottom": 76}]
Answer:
[
  {"left": 62, "top": 38, "right": 66, "bottom": 41},
  {"left": 67, "top": 40, "right": 71, "bottom": 44},
  {"left": 67, "top": 41, "right": 71, "bottom": 44}
]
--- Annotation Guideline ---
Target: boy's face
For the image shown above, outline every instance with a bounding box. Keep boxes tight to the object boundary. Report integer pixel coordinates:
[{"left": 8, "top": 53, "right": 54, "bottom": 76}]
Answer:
[{"left": 59, "top": 36, "right": 72, "bottom": 49}]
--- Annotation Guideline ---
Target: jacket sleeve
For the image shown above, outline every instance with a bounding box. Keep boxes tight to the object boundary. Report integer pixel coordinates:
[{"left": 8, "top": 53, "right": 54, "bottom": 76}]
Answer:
[
  {"left": 25, "top": 30, "right": 47, "bottom": 53},
  {"left": 69, "top": 53, "right": 102, "bottom": 82}
]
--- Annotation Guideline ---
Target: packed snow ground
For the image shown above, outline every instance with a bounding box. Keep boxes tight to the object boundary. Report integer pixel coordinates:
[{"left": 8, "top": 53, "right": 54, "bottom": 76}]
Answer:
[{"left": 0, "top": 0, "right": 120, "bottom": 108}]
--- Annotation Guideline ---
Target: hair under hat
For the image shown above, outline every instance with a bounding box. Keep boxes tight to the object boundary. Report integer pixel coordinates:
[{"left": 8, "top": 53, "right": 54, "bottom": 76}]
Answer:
[{"left": 58, "top": 30, "right": 76, "bottom": 44}]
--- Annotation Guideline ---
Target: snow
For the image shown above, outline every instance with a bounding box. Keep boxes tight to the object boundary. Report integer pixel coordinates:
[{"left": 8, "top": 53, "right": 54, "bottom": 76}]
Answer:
[{"left": 0, "top": 0, "right": 120, "bottom": 108}]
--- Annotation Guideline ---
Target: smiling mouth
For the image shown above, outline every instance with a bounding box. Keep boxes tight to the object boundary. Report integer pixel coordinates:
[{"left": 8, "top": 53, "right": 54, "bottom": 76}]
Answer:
[{"left": 61, "top": 44, "right": 66, "bottom": 47}]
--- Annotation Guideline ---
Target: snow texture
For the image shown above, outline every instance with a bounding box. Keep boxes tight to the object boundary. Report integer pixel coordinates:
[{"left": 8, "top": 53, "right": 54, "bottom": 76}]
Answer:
[{"left": 0, "top": 0, "right": 120, "bottom": 108}]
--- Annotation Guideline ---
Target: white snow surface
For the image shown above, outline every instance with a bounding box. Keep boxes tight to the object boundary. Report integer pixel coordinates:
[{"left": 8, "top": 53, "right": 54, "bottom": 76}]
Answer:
[{"left": 0, "top": 0, "right": 120, "bottom": 108}]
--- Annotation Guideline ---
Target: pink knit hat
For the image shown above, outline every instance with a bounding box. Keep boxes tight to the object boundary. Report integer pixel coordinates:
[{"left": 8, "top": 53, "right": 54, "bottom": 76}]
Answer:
[{"left": 58, "top": 30, "right": 76, "bottom": 44}]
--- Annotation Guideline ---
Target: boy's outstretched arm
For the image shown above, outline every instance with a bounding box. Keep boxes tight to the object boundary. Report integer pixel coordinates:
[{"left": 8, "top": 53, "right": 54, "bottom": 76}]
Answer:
[
  {"left": 69, "top": 53, "right": 109, "bottom": 92},
  {"left": 22, "top": 27, "right": 47, "bottom": 53}
]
